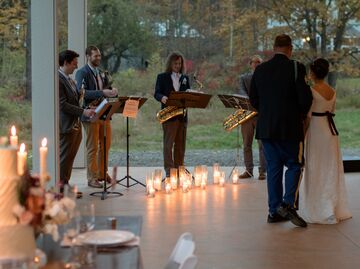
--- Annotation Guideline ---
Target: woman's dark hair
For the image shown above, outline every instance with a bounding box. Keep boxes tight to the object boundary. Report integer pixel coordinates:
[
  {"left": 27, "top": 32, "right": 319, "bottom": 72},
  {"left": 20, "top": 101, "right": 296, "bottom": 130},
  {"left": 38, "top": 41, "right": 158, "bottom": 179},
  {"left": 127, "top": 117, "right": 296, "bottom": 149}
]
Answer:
[
  {"left": 310, "top": 58, "right": 329, "bottom": 79},
  {"left": 165, "top": 52, "right": 185, "bottom": 73}
]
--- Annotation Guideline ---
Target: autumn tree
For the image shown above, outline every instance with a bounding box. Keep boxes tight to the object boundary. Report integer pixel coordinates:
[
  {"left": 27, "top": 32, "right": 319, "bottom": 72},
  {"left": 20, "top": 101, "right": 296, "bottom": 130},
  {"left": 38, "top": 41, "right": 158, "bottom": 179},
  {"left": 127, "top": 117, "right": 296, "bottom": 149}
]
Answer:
[
  {"left": 87, "top": 0, "right": 154, "bottom": 73},
  {"left": 264, "top": 0, "right": 360, "bottom": 86}
]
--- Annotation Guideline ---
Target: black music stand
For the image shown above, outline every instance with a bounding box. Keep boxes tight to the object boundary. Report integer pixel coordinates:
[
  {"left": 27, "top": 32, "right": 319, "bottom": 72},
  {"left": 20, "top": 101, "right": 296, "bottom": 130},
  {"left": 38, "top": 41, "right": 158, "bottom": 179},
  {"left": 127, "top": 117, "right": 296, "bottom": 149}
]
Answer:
[
  {"left": 89, "top": 100, "right": 123, "bottom": 200},
  {"left": 166, "top": 91, "right": 212, "bottom": 180},
  {"left": 110, "top": 96, "right": 148, "bottom": 189},
  {"left": 218, "top": 94, "right": 256, "bottom": 178}
]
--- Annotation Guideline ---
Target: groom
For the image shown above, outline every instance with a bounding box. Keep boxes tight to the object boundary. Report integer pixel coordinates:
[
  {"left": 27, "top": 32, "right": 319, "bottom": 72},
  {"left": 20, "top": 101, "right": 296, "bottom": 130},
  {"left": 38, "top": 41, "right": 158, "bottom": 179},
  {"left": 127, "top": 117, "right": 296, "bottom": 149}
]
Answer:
[{"left": 249, "top": 34, "right": 312, "bottom": 227}]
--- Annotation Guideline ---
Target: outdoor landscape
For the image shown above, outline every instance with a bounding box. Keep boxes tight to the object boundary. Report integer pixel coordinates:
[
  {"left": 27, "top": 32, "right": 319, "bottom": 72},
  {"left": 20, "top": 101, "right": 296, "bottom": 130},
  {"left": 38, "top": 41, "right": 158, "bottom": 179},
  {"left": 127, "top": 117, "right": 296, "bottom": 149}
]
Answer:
[{"left": 0, "top": 0, "right": 359, "bottom": 166}]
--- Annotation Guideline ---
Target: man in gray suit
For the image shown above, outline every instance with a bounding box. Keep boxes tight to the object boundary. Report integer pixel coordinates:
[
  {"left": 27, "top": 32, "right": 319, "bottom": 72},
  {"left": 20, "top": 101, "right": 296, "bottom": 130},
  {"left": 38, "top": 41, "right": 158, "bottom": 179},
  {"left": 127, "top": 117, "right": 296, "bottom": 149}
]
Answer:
[
  {"left": 59, "top": 50, "right": 95, "bottom": 195},
  {"left": 238, "top": 55, "right": 267, "bottom": 180},
  {"left": 75, "top": 46, "right": 118, "bottom": 188}
]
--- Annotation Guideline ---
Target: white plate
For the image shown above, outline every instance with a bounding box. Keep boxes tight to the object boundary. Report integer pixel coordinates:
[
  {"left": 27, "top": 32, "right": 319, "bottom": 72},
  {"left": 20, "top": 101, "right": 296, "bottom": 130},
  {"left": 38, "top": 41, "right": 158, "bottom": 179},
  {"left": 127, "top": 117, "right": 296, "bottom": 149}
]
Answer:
[{"left": 78, "top": 230, "right": 135, "bottom": 247}]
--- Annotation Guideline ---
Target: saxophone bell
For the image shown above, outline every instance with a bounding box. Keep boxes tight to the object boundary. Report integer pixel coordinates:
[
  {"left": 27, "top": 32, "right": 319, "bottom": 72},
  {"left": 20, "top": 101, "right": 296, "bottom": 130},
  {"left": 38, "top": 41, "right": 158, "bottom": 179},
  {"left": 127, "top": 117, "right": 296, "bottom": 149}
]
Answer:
[
  {"left": 223, "top": 109, "right": 257, "bottom": 132},
  {"left": 156, "top": 106, "right": 185, "bottom": 124}
]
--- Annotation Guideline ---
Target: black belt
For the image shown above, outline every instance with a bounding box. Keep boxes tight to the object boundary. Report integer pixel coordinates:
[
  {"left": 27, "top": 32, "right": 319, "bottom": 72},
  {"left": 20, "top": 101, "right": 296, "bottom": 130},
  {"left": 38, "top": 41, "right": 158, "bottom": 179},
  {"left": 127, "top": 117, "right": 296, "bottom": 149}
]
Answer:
[{"left": 312, "top": 111, "right": 339, "bottom": 136}]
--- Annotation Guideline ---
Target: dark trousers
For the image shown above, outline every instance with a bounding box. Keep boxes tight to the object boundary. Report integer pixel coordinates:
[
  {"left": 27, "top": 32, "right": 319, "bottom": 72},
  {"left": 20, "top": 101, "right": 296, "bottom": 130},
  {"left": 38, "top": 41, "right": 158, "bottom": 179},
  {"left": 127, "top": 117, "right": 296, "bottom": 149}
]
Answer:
[
  {"left": 60, "top": 127, "right": 82, "bottom": 185},
  {"left": 241, "top": 117, "right": 266, "bottom": 174},
  {"left": 162, "top": 119, "right": 187, "bottom": 176},
  {"left": 261, "top": 139, "right": 304, "bottom": 215}
]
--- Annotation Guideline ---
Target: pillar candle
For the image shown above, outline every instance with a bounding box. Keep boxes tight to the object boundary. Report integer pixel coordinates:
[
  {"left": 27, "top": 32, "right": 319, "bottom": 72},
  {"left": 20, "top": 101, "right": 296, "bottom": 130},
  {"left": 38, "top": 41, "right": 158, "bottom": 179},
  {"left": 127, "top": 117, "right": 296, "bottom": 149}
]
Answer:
[
  {"left": 39, "top": 138, "right": 48, "bottom": 186},
  {"left": 10, "top": 126, "right": 18, "bottom": 148},
  {"left": 17, "top": 143, "right": 27, "bottom": 176}
]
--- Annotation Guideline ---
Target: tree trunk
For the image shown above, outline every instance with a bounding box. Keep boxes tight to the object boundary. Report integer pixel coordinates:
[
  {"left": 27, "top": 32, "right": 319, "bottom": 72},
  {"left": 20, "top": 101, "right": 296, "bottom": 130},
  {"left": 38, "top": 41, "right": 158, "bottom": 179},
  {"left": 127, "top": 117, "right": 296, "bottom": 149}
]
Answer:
[{"left": 25, "top": 0, "right": 31, "bottom": 100}]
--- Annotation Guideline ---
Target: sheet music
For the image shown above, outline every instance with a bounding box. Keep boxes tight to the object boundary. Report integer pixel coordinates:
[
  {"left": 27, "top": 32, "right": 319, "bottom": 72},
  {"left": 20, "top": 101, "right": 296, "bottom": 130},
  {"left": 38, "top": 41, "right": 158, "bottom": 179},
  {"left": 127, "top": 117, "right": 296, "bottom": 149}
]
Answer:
[
  {"left": 122, "top": 99, "right": 140, "bottom": 118},
  {"left": 95, "top": 98, "right": 108, "bottom": 114}
]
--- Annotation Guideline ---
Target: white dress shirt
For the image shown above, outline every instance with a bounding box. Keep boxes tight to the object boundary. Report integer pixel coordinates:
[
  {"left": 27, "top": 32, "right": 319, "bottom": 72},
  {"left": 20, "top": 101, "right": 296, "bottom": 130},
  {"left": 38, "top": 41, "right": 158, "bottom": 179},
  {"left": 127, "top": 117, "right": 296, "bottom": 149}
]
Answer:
[{"left": 171, "top": 72, "right": 181, "bottom": 91}]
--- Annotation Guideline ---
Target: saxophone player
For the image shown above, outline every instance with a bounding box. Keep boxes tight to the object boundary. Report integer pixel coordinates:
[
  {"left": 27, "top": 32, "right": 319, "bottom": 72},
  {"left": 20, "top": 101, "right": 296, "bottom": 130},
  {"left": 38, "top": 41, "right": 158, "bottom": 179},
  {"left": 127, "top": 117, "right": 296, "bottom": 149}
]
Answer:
[
  {"left": 154, "top": 52, "right": 191, "bottom": 177},
  {"left": 238, "top": 55, "right": 267, "bottom": 180}
]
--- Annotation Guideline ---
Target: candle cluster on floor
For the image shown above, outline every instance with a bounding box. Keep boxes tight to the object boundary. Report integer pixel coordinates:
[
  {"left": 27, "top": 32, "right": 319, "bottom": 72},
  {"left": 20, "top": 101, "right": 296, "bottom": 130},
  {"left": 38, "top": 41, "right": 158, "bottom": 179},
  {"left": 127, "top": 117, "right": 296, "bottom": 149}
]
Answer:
[{"left": 146, "top": 164, "right": 241, "bottom": 198}]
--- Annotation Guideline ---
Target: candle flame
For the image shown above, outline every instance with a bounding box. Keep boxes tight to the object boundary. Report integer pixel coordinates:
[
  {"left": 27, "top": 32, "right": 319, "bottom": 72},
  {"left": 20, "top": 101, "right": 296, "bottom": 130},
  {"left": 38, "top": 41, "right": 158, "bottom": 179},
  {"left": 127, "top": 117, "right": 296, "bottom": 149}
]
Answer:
[
  {"left": 41, "top": 138, "right": 47, "bottom": 147},
  {"left": 11, "top": 126, "right": 16, "bottom": 136},
  {"left": 20, "top": 143, "right": 25, "bottom": 153}
]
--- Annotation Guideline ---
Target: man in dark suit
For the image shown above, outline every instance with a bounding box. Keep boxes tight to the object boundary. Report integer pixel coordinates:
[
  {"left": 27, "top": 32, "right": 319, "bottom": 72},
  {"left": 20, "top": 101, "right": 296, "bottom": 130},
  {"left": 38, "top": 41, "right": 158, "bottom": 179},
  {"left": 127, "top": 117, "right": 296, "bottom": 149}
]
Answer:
[
  {"left": 250, "top": 34, "right": 312, "bottom": 227},
  {"left": 59, "top": 50, "right": 95, "bottom": 195},
  {"left": 238, "top": 55, "right": 266, "bottom": 180},
  {"left": 75, "top": 46, "right": 118, "bottom": 188},
  {"left": 154, "top": 52, "right": 191, "bottom": 177}
]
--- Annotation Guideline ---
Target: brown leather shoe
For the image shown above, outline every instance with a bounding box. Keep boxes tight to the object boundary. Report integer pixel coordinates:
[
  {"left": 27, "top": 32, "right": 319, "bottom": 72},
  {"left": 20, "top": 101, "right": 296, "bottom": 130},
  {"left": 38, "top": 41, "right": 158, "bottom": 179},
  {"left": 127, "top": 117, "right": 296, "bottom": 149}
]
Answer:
[
  {"left": 239, "top": 171, "right": 253, "bottom": 179},
  {"left": 258, "top": 173, "right": 266, "bottom": 180}
]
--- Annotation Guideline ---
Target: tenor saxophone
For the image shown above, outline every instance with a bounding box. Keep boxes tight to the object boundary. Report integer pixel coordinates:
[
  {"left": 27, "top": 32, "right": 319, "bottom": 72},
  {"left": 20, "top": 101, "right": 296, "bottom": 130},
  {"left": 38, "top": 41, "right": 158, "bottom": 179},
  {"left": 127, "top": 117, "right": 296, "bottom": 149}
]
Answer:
[
  {"left": 156, "top": 106, "right": 184, "bottom": 124},
  {"left": 223, "top": 109, "right": 257, "bottom": 132}
]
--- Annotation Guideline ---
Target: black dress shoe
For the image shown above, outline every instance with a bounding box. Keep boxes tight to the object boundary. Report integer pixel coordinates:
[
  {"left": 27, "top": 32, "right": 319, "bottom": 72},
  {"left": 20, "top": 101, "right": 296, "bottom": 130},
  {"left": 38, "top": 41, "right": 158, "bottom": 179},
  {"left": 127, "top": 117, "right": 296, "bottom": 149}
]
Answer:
[
  {"left": 267, "top": 213, "right": 290, "bottom": 223},
  {"left": 277, "top": 203, "right": 307, "bottom": 228}
]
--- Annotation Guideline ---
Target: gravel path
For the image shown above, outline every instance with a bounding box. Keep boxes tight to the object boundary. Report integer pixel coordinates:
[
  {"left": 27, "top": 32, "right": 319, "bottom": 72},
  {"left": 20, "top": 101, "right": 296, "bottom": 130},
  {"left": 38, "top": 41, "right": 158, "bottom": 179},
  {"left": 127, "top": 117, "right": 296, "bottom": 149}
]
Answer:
[
  {"left": 110, "top": 149, "right": 263, "bottom": 167},
  {"left": 109, "top": 148, "right": 360, "bottom": 167}
]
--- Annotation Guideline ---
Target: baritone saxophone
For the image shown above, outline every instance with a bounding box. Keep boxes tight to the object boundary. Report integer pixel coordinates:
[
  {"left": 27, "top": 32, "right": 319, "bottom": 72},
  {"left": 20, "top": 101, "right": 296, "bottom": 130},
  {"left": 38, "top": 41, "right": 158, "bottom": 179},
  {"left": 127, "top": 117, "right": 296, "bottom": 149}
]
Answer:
[{"left": 223, "top": 109, "right": 257, "bottom": 132}]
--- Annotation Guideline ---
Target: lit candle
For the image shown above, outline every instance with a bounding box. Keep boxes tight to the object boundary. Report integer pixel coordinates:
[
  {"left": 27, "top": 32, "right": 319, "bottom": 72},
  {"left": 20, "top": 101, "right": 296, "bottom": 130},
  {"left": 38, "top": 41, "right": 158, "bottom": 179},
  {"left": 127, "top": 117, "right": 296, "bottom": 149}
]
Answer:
[
  {"left": 148, "top": 186, "right": 155, "bottom": 198},
  {"left": 201, "top": 178, "right": 206, "bottom": 189},
  {"left": 232, "top": 169, "right": 239, "bottom": 184},
  {"left": 165, "top": 182, "right": 171, "bottom": 194},
  {"left": 17, "top": 143, "right": 27, "bottom": 176},
  {"left": 40, "top": 138, "right": 48, "bottom": 186},
  {"left": 10, "top": 126, "right": 18, "bottom": 147},
  {"left": 213, "top": 170, "right": 220, "bottom": 184},
  {"left": 170, "top": 168, "right": 177, "bottom": 190},
  {"left": 146, "top": 175, "right": 154, "bottom": 197},
  {"left": 154, "top": 176, "right": 162, "bottom": 191},
  {"left": 219, "top": 171, "right": 225, "bottom": 187},
  {"left": 182, "top": 180, "right": 189, "bottom": 193},
  {"left": 194, "top": 166, "right": 201, "bottom": 187}
]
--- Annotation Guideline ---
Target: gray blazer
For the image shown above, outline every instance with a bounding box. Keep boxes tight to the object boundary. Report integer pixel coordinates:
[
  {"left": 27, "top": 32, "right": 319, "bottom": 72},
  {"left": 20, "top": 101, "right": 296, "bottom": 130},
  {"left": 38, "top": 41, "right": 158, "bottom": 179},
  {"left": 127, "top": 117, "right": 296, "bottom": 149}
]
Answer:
[
  {"left": 59, "top": 71, "right": 83, "bottom": 134},
  {"left": 75, "top": 64, "right": 105, "bottom": 107},
  {"left": 238, "top": 72, "right": 253, "bottom": 97}
]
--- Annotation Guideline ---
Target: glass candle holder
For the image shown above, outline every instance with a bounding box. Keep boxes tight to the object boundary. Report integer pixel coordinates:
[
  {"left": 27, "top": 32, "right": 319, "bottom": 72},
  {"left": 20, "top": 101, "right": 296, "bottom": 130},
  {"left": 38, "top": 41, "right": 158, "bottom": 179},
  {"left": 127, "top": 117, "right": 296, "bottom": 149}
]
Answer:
[{"left": 170, "top": 168, "right": 178, "bottom": 190}]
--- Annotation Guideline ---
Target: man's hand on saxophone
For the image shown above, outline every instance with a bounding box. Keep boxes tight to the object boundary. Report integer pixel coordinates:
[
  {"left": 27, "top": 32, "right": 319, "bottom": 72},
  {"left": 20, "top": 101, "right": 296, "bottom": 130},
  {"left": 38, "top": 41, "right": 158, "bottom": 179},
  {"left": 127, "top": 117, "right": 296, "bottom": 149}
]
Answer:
[{"left": 161, "top": 96, "right": 168, "bottom": 104}]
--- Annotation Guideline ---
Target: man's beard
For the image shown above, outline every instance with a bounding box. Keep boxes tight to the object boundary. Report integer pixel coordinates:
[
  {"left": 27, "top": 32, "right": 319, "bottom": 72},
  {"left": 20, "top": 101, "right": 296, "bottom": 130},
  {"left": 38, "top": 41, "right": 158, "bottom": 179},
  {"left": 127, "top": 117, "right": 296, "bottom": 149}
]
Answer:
[{"left": 90, "top": 60, "right": 100, "bottom": 67}]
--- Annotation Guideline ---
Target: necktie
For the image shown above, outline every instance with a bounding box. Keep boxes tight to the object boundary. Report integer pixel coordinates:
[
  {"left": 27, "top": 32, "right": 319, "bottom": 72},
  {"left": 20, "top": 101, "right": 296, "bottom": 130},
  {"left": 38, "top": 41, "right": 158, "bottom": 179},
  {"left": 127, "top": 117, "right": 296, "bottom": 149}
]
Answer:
[
  {"left": 68, "top": 77, "right": 77, "bottom": 95},
  {"left": 95, "top": 70, "right": 103, "bottom": 90}
]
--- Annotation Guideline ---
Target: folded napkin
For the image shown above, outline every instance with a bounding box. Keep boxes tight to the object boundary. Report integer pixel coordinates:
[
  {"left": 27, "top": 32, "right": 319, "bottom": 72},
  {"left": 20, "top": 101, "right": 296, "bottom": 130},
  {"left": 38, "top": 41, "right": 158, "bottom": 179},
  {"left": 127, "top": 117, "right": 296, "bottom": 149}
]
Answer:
[{"left": 61, "top": 235, "right": 140, "bottom": 248}]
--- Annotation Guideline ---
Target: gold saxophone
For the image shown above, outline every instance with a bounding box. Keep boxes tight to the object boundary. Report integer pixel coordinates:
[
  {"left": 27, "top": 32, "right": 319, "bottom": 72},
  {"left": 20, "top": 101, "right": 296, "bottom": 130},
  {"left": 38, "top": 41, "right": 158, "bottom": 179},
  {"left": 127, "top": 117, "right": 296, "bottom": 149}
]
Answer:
[
  {"left": 223, "top": 109, "right": 257, "bottom": 132},
  {"left": 157, "top": 106, "right": 184, "bottom": 124}
]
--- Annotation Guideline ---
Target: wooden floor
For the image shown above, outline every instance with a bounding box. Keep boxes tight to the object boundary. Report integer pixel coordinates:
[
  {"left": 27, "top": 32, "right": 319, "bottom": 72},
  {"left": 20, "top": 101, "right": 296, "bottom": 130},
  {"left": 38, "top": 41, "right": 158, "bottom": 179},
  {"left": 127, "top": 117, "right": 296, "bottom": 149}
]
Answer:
[{"left": 71, "top": 167, "right": 360, "bottom": 269}]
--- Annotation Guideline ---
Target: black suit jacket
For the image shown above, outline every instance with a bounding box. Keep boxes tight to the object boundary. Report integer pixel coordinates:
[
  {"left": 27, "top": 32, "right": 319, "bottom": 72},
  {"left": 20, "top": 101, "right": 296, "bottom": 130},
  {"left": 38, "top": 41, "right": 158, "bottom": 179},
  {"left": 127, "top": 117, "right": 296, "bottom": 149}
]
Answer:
[
  {"left": 59, "top": 71, "right": 84, "bottom": 134},
  {"left": 249, "top": 53, "right": 312, "bottom": 141},
  {"left": 154, "top": 72, "right": 191, "bottom": 108},
  {"left": 154, "top": 72, "right": 191, "bottom": 122}
]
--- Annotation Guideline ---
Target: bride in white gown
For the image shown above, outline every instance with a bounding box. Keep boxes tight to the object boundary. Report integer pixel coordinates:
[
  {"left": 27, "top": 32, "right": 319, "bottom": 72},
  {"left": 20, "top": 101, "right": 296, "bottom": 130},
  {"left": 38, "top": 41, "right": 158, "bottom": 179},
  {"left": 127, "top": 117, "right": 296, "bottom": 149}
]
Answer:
[{"left": 300, "top": 58, "right": 352, "bottom": 224}]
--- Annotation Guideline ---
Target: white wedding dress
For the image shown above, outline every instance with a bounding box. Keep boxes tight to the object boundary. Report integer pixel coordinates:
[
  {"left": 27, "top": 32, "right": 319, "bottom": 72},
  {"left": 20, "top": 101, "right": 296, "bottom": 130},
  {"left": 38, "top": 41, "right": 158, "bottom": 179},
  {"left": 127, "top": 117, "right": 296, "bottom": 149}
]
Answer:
[{"left": 299, "top": 88, "right": 352, "bottom": 224}]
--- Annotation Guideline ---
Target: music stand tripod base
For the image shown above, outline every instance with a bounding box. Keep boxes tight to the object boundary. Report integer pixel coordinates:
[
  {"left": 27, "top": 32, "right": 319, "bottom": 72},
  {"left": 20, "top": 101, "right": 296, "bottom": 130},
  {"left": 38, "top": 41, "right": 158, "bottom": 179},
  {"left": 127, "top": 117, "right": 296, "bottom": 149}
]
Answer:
[{"left": 90, "top": 190, "right": 123, "bottom": 200}]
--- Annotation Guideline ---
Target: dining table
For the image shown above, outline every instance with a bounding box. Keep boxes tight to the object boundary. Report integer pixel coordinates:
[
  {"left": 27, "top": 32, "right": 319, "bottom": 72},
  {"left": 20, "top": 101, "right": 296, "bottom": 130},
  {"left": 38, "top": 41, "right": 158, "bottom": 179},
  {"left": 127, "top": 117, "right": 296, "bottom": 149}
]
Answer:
[{"left": 37, "top": 215, "right": 143, "bottom": 269}]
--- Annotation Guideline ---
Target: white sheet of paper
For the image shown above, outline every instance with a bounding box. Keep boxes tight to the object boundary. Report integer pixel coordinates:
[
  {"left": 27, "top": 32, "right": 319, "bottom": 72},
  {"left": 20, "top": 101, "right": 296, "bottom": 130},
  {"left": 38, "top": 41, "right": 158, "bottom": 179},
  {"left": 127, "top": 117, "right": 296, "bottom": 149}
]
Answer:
[
  {"left": 122, "top": 99, "right": 139, "bottom": 118},
  {"left": 95, "top": 98, "right": 108, "bottom": 114}
]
